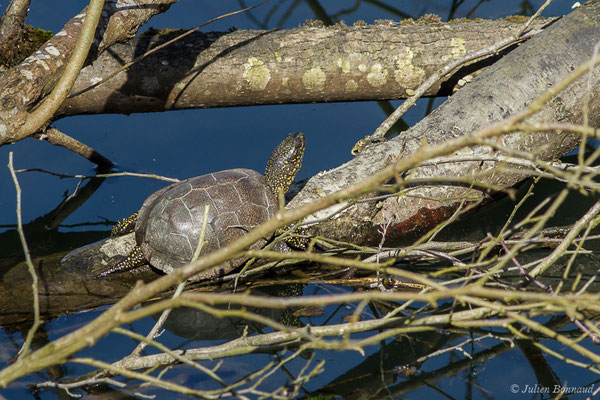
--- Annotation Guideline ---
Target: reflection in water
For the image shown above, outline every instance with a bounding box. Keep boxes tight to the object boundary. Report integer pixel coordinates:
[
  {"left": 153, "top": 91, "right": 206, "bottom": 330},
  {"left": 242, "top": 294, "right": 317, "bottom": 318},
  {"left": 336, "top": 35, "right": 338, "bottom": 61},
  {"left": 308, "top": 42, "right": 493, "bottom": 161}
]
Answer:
[{"left": 156, "top": 285, "right": 304, "bottom": 342}]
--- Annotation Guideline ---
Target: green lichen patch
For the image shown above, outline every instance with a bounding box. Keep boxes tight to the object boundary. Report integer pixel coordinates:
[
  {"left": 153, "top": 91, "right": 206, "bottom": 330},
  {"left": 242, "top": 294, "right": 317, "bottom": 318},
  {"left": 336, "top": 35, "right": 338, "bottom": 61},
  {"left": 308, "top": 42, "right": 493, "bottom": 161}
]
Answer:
[
  {"left": 302, "top": 67, "right": 326, "bottom": 91},
  {"left": 303, "top": 19, "right": 325, "bottom": 28},
  {"left": 374, "top": 19, "right": 396, "bottom": 26},
  {"left": 504, "top": 15, "right": 530, "bottom": 23},
  {"left": 393, "top": 47, "right": 425, "bottom": 86},
  {"left": 450, "top": 37, "right": 466, "bottom": 58},
  {"left": 337, "top": 57, "right": 351, "bottom": 73},
  {"left": 29, "top": 27, "right": 53, "bottom": 43},
  {"left": 416, "top": 14, "right": 442, "bottom": 24},
  {"left": 243, "top": 57, "right": 271, "bottom": 91},
  {"left": 367, "top": 64, "right": 388, "bottom": 88},
  {"left": 448, "top": 17, "right": 485, "bottom": 23},
  {"left": 345, "top": 79, "right": 358, "bottom": 92}
]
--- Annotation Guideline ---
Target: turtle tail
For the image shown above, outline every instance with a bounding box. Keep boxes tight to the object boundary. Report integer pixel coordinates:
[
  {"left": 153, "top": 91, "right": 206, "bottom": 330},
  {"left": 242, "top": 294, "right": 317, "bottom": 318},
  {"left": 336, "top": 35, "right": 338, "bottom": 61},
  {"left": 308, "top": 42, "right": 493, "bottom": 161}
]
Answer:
[
  {"left": 111, "top": 211, "right": 139, "bottom": 236},
  {"left": 96, "top": 245, "right": 146, "bottom": 278}
]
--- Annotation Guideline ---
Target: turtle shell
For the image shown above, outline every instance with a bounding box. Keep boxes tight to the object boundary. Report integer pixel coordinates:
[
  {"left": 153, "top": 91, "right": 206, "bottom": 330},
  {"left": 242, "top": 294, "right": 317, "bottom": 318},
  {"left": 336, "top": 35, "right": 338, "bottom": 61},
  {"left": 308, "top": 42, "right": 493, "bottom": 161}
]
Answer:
[{"left": 135, "top": 168, "right": 278, "bottom": 280}]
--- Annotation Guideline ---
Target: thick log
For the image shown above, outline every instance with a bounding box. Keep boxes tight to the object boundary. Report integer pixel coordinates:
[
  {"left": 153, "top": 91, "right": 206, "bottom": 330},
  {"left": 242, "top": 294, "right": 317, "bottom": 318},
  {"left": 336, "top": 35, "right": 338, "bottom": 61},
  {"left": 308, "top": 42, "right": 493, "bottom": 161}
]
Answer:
[
  {"left": 57, "top": 18, "right": 554, "bottom": 116},
  {"left": 0, "top": 234, "right": 158, "bottom": 325}
]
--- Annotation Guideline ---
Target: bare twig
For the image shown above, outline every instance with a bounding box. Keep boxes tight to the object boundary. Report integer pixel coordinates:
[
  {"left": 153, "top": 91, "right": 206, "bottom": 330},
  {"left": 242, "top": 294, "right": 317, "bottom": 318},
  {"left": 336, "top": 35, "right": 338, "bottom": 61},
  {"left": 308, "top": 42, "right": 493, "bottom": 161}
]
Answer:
[
  {"left": 518, "top": 0, "right": 553, "bottom": 36},
  {"left": 114, "top": 325, "right": 226, "bottom": 386},
  {"left": 71, "top": 357, "right": 223, "bottom": 397},
  {"left": 14, "top": 168, "right": 179, "bottom": 183},
  {"left": 192, "top": 205, "right": 211, "bottom": 262},
  {"left": 35, "top": 128, "right": 113, "bottom": 168},
  {"left": 8, "top": 152, "right": 41, "bottom": 360},
  {"left": 128, "top": 282, "right": 186, "bottom": 359},
  {"left": 529, "top": 199, "right": 600, "bottom": 277}
]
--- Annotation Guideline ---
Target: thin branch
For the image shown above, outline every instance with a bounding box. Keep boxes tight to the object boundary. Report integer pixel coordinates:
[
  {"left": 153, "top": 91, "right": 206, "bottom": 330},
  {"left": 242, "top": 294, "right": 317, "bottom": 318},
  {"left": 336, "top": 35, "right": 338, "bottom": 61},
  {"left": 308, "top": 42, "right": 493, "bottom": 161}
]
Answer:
[
  {"left": 192, "top": 205, "right": 211, "bottom": 262},
  {"left": 8, "top": 152, "right": 41, "bottom": 360},
  {"left": 34, "top": 128, "right": 113, "bottom": 168},
  {"left": 14, "top": 168, "right": 179, "bottom": 183},
  {"left": 127, "top": 282, "right": 186, "bottom": 358},
  {"left": 529, "top": 199, "right": 600, "bottom": 277},
  {"left": 113, "top": 326, "right": 226, "bottom": 386},
  {"left": 518, "top": 0, "right": 553, "bottom": 36},
  {"left": 70, "top": 357, "right": 223, "bottom": 397}
]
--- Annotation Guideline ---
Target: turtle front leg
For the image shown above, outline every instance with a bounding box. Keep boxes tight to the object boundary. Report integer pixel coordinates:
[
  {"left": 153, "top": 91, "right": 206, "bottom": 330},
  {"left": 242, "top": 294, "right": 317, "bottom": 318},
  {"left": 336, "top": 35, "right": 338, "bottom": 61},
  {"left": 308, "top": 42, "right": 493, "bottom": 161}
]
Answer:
[
  {"left": 111, "top": 211, "right": 139, "bottom": 236},
  {"left": 276, "top": 226, "right": 309, "bottom": 250},
  {"left": 96, "top": 245, "right": 146, "bottom": 278}
]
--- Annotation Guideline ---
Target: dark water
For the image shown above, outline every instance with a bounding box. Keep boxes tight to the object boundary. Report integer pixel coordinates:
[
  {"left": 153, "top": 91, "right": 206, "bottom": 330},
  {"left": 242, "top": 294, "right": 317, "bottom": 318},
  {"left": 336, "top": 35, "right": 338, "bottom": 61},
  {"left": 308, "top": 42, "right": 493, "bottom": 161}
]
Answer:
[{"left": 0, "top": 1, "right": 592, "bottom": 399}]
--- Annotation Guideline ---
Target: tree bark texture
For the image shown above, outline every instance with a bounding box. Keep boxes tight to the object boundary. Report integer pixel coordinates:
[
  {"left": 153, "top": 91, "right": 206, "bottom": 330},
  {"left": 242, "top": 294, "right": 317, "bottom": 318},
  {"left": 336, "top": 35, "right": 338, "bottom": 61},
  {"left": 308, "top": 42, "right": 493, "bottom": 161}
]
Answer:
[
  {"left": 288, "top": 2, "right": 600, "bottom": 245},
  {"left": 0, "top": 0, "right": 31, "bottom": 67},
  {"left": 0, "top": 0, "right": 177, "bottom": 145},
  {"left": 57, "top": 18, "right": 554, "bottom": 117}
]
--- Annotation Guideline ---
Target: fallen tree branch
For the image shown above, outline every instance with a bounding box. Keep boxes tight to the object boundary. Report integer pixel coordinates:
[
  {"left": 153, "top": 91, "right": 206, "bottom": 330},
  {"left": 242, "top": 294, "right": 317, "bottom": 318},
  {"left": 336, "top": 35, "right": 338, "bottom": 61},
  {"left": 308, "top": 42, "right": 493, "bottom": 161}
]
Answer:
[
  {"left": 289, "top": 2, "right": 600, "bottom": 245},
  {"left": 57, "top": 18, "right": 554, "bottom": 117}
]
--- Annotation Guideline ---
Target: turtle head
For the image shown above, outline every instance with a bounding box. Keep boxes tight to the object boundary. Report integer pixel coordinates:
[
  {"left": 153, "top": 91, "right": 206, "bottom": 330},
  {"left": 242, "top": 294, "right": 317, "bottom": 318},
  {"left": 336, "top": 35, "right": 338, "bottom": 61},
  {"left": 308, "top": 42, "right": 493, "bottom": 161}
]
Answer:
[{"left": 265, "top": 131, "right": 305, "bottom": 196}]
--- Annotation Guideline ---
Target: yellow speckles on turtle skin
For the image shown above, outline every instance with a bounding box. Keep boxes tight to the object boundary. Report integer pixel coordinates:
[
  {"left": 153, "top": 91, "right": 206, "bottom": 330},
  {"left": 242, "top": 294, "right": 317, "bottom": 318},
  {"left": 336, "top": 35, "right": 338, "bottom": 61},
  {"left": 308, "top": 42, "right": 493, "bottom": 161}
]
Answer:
[
  {"left": 265, "top": 132, "right": 305, "bottom": 196},
  {"left": 111, "top": 211, "right": 139, "bottom": 236},
  {"left": 97, "top": 245, "right": 146, "bottom": 277}
]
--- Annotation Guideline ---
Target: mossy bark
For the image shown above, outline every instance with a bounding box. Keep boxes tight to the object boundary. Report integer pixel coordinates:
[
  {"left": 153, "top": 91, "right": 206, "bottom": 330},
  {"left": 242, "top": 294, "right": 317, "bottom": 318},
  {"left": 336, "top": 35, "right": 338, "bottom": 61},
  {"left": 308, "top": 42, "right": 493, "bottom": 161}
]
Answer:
[{"left": 0, "top": 0, "right": 177, "bottom": 145}]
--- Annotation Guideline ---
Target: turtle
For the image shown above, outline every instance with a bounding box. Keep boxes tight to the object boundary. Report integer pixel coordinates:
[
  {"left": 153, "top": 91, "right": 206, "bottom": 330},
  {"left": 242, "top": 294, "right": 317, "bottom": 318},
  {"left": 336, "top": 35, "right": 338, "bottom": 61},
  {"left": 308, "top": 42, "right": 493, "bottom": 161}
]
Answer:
[{"left": 100, "top": 131, "right": 305, "bottom": 281}]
